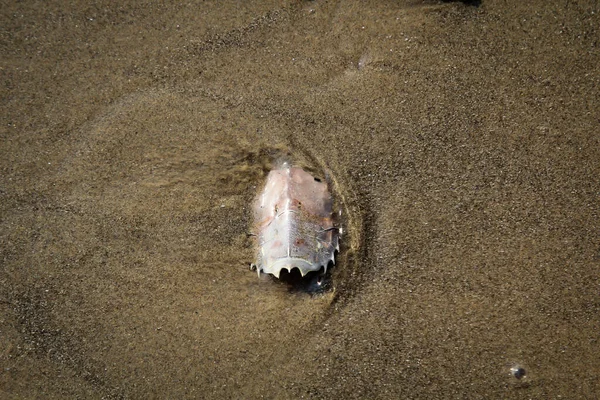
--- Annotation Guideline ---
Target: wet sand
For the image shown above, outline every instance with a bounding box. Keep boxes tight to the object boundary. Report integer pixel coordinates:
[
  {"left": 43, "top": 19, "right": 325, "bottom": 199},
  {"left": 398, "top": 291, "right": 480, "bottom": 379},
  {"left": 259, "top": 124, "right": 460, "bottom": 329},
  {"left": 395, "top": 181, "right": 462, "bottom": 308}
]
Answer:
[{"left": 1, "top": 0, "right": 599, "bottom": 398}]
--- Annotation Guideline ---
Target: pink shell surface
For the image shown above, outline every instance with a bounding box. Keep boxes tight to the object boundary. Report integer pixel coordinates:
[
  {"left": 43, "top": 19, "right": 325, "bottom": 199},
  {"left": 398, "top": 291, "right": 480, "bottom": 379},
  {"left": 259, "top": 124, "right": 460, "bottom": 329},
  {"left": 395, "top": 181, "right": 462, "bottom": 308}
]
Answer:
[{"left": 253, "top": 164, "right": 338, "bottom": 278}]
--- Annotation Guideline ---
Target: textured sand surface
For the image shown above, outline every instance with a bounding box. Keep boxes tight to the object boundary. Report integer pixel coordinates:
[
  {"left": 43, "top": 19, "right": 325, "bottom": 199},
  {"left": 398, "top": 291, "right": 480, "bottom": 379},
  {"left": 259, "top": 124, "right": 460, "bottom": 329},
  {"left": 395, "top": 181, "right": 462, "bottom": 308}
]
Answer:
[{"left": 1, "top": 0, "right": 599, "bottom": 398}]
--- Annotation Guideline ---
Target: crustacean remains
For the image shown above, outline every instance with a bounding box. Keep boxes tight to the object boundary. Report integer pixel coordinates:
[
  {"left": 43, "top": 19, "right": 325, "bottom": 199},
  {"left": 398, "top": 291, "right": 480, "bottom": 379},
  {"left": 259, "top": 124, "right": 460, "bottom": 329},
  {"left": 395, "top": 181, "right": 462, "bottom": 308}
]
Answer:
[{"left": 252, "top": 163, "right": 339, "bottom": 281}]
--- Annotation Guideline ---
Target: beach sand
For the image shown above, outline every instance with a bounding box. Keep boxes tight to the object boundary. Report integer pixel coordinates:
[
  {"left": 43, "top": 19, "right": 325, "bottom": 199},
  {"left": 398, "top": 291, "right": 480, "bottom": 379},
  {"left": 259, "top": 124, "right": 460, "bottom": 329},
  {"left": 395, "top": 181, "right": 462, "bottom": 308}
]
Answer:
[{"left": 1, "top": 0, "right": 599, "bottom": 398}]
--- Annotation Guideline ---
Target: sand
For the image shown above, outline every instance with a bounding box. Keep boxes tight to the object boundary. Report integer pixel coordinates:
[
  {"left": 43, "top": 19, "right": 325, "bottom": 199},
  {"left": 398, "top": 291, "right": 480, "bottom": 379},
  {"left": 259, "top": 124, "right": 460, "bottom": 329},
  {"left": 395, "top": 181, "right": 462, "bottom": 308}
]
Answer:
[{"left": 1, "top": 0, "right": 599, "bottom": 398}]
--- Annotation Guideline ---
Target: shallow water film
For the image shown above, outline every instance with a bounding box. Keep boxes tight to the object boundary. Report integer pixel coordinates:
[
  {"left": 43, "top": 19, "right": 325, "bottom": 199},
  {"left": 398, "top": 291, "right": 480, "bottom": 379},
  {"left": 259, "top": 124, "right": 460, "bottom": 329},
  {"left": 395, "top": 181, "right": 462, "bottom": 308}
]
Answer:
[{"left": 1, "top": 0, "right": 599, "bottom": 398}]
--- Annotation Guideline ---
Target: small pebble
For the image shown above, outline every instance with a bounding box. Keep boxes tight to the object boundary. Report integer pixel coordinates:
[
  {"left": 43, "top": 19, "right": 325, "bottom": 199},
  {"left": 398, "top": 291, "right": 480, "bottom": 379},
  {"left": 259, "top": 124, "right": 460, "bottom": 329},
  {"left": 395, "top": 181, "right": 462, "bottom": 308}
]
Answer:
[{"left": 510, "top": 366, "right": 526, "bottom": 379}]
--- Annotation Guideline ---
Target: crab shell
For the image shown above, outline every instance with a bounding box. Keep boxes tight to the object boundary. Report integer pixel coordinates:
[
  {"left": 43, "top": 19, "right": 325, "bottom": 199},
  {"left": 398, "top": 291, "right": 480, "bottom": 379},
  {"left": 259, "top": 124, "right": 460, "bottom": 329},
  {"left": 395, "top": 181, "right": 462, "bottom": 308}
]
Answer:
[{"left": 253, "top": 164, "right": 339, "bottom": 278}]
